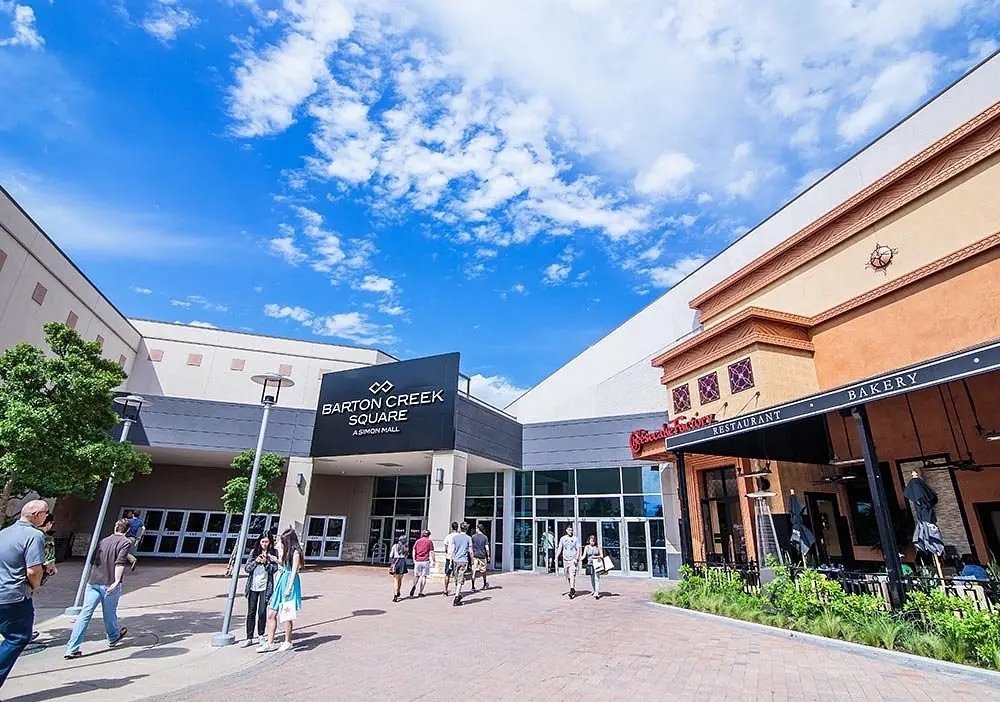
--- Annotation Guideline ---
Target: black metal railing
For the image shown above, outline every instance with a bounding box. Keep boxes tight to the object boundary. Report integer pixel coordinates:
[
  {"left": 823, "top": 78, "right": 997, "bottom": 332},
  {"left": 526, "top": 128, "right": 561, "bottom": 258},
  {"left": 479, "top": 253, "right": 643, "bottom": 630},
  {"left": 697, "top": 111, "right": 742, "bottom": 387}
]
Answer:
[{"left": 692, "top": 560, "right": 998, "bottom": 613}]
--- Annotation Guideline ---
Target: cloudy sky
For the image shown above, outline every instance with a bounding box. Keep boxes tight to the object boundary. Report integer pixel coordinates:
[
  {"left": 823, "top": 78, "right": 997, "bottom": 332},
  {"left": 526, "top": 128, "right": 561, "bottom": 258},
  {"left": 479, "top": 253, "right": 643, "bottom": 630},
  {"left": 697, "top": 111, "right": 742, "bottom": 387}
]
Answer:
[{"left": 1, "top": 0, "right": 997, "bottom": 407}]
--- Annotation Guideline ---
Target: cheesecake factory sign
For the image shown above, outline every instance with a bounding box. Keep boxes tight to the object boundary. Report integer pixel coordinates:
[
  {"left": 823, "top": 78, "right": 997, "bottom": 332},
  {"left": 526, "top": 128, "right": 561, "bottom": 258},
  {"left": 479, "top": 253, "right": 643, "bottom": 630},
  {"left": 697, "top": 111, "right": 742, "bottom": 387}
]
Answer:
[{"left": 310, "top": 353, "right": 460, "bottom": 457}]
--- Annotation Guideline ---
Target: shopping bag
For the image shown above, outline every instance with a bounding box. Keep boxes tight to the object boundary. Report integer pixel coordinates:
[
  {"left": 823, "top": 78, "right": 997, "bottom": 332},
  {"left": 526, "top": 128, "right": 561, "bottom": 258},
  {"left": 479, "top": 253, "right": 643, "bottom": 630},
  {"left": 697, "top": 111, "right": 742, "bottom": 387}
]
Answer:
[
  {"left": 278, "top": 600, "right": 298, "bottom": 624},
  {"left": 602, "top": 555, "right": 615, "bottom": 573}
]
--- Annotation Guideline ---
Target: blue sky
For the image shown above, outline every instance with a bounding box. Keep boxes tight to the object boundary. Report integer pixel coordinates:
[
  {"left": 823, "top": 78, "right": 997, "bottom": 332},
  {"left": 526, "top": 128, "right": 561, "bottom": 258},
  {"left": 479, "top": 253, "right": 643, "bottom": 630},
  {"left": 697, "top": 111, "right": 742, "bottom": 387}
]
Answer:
[{"left": 1, "top": 0, "right": 998, "bottom": 406}]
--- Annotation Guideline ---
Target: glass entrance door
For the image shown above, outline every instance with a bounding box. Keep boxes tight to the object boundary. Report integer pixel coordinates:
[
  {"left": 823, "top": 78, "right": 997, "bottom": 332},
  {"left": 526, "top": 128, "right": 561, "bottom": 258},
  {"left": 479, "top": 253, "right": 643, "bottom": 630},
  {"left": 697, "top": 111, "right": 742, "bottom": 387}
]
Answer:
[
  {"left": 579, "top": 520, "right": 623, "bottom": 574},
  {"left": 535, "top": 518, "right": 573, "bottom": 573},
  {"left": 626, "top": 520, "right": 650, "bottom": 575}
]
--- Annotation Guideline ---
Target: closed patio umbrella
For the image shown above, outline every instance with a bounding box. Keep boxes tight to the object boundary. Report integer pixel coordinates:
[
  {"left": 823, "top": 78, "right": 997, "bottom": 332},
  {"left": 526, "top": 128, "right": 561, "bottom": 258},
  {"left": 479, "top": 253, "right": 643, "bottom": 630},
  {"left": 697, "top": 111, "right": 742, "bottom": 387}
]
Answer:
[
  {"left": 787, "top": 492, "right": 816, "bottom": 564},
  {"left": 903, "top": 473, "right": 945, "bottom": 577}
]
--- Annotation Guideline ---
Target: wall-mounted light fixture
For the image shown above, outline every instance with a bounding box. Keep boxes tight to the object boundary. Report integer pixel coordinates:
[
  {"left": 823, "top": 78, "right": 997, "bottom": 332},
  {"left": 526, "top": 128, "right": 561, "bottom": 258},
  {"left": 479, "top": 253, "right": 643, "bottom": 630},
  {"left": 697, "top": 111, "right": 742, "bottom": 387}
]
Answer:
[
  {"left": 435, "top": 467, "right": 445, "bottom": 486},
  {"left": 296, "top": 472, "right": 306, "bottom": 489}
]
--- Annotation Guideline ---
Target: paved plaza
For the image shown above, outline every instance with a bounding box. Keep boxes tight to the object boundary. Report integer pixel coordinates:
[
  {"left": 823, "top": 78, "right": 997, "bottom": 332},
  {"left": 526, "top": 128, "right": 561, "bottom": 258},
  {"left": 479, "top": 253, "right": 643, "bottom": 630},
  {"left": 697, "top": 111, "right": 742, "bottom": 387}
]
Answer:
[{"left": 3, "top": 561, "right": 999, "bottom": 701}]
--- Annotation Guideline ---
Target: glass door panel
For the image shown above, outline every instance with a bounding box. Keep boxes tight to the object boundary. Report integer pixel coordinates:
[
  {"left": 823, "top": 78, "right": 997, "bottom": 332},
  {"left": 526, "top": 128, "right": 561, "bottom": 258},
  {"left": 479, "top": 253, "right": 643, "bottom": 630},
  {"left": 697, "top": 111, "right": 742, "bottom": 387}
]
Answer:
[
  {"left": 535, "top": 519, "right": 555, "bottom": 572},
  {"left": 600, "top": 520, "right": 622, "bottom": 572},
  {"left": 626, "top": 521, "right": 649, "bottom": 574},
  {"left": 649, "top": 519, "right": 668, "bottom": 578}
]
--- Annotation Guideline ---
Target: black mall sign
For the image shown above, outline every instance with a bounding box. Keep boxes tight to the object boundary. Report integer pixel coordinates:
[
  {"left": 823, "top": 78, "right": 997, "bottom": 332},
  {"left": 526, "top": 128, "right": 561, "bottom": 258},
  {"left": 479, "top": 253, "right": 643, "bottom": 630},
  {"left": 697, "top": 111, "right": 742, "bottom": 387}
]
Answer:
[{"left": 310, "top": 352, "right": 460, "bottom": 457}]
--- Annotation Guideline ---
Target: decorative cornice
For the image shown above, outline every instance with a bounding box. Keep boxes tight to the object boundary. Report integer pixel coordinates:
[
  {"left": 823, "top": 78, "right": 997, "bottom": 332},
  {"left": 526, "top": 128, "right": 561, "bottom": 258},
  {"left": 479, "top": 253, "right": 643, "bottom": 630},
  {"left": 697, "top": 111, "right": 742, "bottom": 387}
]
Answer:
[
  {"left": 652, "top": 307, "right": 813, "bottom": 385},
  {"left": 810, "top": 231, "right": 1000, "bottom": 327},
  {"left": 690, "top": 100, "right": 1000, "bottom": 323}
]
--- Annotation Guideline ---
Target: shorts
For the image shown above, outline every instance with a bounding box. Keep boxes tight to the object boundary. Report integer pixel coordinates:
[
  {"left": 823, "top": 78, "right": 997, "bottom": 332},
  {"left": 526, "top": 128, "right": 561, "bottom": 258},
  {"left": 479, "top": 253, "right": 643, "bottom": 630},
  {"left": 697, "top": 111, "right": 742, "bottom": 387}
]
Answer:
[
  {"left": 452, "top": 562, "right": 469, "bottom": 585},
  {"left": 414, "top": 561, "right": 431, "bottom": 577},
  {"left": 444, "top": 559, "right": 453, "bottom": 577},
  {"left": 563, "top": 560, "right": 579, "bottom": 578},
  {"left": 472, "top": 557, "right": 488, "bottom": 574}
]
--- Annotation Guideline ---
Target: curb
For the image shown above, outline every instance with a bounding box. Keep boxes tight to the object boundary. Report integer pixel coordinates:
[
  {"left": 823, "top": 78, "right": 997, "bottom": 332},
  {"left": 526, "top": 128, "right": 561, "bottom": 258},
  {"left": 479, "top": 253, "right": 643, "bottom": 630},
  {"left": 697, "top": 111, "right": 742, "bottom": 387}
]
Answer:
[{"left": 648, "top": 601, "right": 1000, "bottom": 686}]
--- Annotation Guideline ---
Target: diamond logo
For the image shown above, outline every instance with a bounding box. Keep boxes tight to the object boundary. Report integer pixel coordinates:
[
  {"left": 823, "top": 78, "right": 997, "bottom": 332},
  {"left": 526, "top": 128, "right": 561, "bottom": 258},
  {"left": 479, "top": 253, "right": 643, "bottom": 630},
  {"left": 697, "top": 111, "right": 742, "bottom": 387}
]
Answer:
[{"left": 368, "top": 381, "right": 394, "bottom": 395}]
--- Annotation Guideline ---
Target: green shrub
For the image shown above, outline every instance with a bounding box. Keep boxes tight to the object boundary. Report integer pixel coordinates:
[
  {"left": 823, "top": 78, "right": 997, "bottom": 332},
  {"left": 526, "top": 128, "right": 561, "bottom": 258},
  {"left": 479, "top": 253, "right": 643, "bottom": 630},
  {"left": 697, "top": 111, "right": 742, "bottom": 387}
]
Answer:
[{"left": 809, "top": 611, "right": 846, "bottom": 639}]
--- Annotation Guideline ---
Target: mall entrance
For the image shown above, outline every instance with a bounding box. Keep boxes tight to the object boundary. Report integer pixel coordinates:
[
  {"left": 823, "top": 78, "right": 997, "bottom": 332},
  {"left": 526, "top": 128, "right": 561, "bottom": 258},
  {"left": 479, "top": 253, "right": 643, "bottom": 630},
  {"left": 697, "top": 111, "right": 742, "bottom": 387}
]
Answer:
[{"left": 533, "top": 517, "right": 667, "bottom": 577}]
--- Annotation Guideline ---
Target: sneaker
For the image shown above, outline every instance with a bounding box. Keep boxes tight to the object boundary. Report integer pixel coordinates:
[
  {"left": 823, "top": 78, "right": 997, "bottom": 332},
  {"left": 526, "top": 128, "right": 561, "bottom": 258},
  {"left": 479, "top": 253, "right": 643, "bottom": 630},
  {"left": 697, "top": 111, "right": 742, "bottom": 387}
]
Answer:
[
  {"left": 278, "top": 641, "right": 293, "bottom": 652},
  {"left": 470, "top": 587, "right": 477, "bottom": 594},
  {"left": 240, "top": 639, "right": 256, "bottom": 648},
  {"left": 64, "top": 650, "right": 82, "bottom": 660},
  {"left": 109, "top": 627, "right": 128, "bottom": 647},
  {"left": 453, "top": 595, "right": 462, "bottom": 607},
  {"left": 257, "top": 642, "right": 277, "bottom": 653},
  {"left": 408, "top": 585, "right": 416, "bottom": 598},
  {"left": 31, "top": 631, "right": 39, "bottom": 642},
  {"left": 392, "top": 594, "right": 399, "bottom": 603},
  {"left": 418, "top": 593, "right": 426, "bottom": 598}
]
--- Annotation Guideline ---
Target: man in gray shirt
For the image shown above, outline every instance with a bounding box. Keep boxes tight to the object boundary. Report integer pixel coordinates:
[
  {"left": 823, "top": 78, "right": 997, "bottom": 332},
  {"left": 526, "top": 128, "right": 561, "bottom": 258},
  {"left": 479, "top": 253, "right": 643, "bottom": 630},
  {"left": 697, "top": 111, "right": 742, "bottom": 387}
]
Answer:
[
  {"left": 0, "top": 499, "right": 49, "bottom": 689},
  {"left": 448, "top": 522, "right": 473, "bottom": 607},
  {"left": 555, "top": 525, "right": 581, "bottom": 599}
]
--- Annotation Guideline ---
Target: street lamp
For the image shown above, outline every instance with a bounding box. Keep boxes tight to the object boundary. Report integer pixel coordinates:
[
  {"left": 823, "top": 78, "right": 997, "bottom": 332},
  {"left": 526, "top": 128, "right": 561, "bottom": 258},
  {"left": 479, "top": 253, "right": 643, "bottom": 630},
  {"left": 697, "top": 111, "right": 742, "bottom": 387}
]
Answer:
[
  {"left": 211, "top": 372, "right": 294, "bottom": 647},
  {"left": 65, "top": 394, "right": 147, "bottom": 617}
]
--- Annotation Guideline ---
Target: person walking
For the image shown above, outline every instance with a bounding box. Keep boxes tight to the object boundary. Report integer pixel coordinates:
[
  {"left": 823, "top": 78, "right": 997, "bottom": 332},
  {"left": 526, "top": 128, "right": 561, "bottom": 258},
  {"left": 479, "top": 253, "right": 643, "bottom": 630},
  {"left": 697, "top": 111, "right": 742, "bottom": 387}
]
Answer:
[
  {"left": 258, "top": 528, "right": 303, "bottom": 653},
  {"left": 408, "top": 530, "right": 435, "bottom": 598},
  {"left": 242, "top": 534, "right": 279, "bottom": 647},
  {"left": 64, "top": 519, "right": 132, "bottom": 659},
  {"left": 442, "top": 522, "right": 459, "bottom": 597},
  {"left": 543, "top": 528, "right": 556, "bottom": 573},
  {"left": 555, "top": 525, "right": 581, "bottom": 599},
  {"left": 124, "top": 510, "right": 144, "bottom": 570},
  {"left": 0, "top": 500, "right": 48, "bottom": 689},
  {"left": 583, "top": 534, "right": 605, "bottom": 599},
  {"left": 389, "top": 535, "right": 408, "bottom": 603},
  {"left": 448, "top": 522, "right": 473, "bottom": 607},
  {"left": 40, "top": 513, "right": 58, "bottom": 585},
  {"left": 470, "top": 524, "right": 490, "bottom": 592}
]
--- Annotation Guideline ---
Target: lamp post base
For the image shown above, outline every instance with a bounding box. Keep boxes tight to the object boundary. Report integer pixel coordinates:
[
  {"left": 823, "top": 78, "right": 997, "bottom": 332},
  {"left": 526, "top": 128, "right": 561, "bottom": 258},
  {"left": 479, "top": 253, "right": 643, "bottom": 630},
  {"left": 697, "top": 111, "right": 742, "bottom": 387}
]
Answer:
[
  {"left": 64, "top": 606, "right": 82, "bottom": 617},
  {"left": 211, "top": 632, "right": 237, "bottom": 647}
]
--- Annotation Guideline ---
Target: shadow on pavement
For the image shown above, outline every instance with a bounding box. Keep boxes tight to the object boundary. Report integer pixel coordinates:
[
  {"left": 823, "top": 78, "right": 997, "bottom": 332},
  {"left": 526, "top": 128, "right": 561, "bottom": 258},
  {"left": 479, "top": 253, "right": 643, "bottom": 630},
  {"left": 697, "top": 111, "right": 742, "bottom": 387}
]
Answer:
[
  {"left": 458, "top": 596, "right": 492, "bottom": 606},
  {"left": 297, "top": 608, "right": 386, "bottom": 630},
  {"left": 289, "top": 634, "right": 342, "bottom": 651},
  {"left": 5, "top": 674, "right": 149, "bottom": 701}
]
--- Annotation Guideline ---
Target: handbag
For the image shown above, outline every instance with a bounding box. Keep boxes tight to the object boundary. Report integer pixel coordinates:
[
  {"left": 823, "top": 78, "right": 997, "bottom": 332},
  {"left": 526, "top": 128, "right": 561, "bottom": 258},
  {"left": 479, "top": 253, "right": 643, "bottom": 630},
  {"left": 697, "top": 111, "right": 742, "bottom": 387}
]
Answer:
[
  {"left": 602, "top": 555, "right": 615, "bottom": 573},
  {"left": 278, "top": 600, "right": 297, "bottom": 624}
]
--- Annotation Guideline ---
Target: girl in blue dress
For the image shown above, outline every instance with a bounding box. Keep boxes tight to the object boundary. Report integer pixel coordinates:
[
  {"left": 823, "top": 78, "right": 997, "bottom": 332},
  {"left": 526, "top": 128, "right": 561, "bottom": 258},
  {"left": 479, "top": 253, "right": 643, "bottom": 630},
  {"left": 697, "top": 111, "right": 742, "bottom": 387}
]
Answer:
[{"left": 258, "top": 528, "right": 303, "bottom": 653}]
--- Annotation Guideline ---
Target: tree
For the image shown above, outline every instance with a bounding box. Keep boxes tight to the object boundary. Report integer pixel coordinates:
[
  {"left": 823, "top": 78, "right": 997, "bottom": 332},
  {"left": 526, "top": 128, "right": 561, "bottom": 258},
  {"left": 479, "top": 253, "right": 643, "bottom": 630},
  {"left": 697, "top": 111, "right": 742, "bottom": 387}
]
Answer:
[
  {"left": 221, "top": 450, "right": 285, "bottom": 515},
  {"left": 0, "top": 322, "right": 152, "bottom": 508}
]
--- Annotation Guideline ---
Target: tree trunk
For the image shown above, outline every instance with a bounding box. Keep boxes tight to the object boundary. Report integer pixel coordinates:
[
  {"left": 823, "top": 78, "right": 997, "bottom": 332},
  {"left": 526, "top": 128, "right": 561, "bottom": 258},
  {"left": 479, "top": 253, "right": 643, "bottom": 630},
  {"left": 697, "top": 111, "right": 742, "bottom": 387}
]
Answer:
[{"left": 1, "top": 474, "right": 16, "bottom": 520}]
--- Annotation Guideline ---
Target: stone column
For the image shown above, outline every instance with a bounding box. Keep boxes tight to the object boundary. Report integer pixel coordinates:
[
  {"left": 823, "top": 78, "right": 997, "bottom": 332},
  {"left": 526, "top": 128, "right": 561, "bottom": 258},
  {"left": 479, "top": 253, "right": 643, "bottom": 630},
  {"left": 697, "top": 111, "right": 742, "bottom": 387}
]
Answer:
[
  {"left": 427, "top": 450, "right": 467, "bottom": 578},
  {"left": 279, "top": 456, "right": 314, "bottom": 536},
  {"left": 502, "top": 469, "right": 515, "bottom": 572}
]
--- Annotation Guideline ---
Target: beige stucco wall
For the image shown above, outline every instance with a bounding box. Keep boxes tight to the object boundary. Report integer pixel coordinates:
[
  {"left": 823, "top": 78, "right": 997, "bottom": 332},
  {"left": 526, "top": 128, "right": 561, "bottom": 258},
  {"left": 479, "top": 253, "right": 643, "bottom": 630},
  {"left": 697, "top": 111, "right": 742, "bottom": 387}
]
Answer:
[
  {"left": 706, "top": 152, "right": 1000, "bottom": 326},
  {"left": 664, "top": 345, "right": 820, "bottom": 421},
  {"left": 0, "top": 192, "right": 140, "bottom": 368}
]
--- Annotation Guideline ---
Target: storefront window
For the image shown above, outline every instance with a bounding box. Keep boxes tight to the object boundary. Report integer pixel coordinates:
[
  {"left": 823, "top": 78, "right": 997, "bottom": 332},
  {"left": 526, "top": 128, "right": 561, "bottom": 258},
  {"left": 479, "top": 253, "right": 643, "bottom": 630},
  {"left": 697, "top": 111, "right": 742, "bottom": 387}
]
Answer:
[
  {"left": 579, "top": 496, "right": 622, "bottom": 518},
  {"left": 624, "top": 495, "right": 663, "bottom": 518},
  {"left": 535, "top": 497, "right": 574, "bottom": 517},
  {"left": 465, "top": 497, "right": 495, "bottom": 516},
  {"left": 396, "top": 475, "right": 427, "bottom": 498},
  {"left": 516, "top": 472, "right": 533, "bottom": 496},
  {"left": 534, "top": 470, "right": 575, "bottom": 495},
  {"left": 622, "top": 466, "right": 661, "bottom": 495},
  {"left": 576, "top": 467, "right": 621, "bottom": 495},
  {"left": 467, "top": 472, "right": 496, "bottom": 497},
  {"left": 515, "top": 497, "right": 532, "bottom": 517},
  {"left": 374, "top": 477, "right": 396, "bottom": 499}
]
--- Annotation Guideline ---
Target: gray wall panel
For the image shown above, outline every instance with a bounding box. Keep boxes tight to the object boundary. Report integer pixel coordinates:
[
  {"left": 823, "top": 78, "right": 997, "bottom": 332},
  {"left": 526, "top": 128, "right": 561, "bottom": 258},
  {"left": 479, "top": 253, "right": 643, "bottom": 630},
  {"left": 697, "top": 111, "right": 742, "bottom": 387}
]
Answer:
[
  {"left": 454, "top": 395, "right": 523, "bottom": 469},
  {"left": 129, "top": 394, "right": 316, "bottom": 456},
  {"left": 522, "top": 411, "right": 666, "bottom": 471}
]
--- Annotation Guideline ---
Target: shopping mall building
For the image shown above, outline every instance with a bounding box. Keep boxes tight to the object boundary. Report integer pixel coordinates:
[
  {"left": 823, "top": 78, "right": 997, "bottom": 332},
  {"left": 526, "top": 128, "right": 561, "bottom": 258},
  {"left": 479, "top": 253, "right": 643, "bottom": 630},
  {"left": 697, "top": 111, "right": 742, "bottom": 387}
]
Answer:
[{"left": 2, "top": 53, "right": 999, "bottom": 582}]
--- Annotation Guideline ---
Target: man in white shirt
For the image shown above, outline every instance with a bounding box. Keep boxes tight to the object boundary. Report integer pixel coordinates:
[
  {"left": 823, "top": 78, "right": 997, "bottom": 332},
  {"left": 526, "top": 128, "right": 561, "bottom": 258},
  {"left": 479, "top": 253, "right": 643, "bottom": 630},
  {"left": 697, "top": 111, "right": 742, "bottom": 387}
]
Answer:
[
  {"left": 442, "top": 522, "right": 458, "bottom": 597},
  {"left": 555, "top": 525, "right": 581, "bottom": 599}
]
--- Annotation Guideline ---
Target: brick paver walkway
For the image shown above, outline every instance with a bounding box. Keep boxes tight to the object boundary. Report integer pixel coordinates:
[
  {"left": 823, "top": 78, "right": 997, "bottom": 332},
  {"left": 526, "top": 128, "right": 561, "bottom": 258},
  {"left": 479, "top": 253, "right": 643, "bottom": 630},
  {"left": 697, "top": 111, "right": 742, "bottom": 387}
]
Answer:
[{"left": 7, "top": 562, "right": 1000, "bottom": 701}]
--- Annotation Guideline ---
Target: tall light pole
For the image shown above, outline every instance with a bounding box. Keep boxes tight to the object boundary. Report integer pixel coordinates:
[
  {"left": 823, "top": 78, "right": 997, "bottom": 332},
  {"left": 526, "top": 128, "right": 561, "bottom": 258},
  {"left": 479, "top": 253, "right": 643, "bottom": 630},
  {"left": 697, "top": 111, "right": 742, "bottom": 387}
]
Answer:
[
  {"left": 65, "top": 395, "right": 147, "bottom": 617},
  {"left": 211, "top": 372, "right": 294, "bottom": 647}
]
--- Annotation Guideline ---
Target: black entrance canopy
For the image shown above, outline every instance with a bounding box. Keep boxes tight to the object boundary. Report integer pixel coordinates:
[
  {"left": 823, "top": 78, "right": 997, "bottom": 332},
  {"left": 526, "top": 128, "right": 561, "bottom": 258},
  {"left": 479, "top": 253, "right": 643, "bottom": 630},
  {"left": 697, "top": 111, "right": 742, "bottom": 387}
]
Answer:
[{"left": 665, "top": 337, "right": 1000, "bottom": 461}]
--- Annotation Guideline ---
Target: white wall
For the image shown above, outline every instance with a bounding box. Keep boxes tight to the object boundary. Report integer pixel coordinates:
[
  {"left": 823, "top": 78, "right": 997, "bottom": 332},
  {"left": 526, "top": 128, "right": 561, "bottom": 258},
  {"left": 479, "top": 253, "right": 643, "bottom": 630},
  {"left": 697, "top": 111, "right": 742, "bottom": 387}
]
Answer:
[
  {"left": 508, "top": 53, "right": 1000, "bottom": 424},
  {"left": 0, "top": 187, "right": 140, "bottom": 369},
  {"left": 126, "top": 319, "right": 393, "bottom": 409}
]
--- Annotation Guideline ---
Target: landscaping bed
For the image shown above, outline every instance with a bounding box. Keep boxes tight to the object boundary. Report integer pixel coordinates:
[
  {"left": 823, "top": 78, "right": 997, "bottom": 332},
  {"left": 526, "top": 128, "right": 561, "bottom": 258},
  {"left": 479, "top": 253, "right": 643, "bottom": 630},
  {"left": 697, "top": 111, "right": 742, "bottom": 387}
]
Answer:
[{"left": 654, "top": 565, "right": 1000, "bottom": 670}]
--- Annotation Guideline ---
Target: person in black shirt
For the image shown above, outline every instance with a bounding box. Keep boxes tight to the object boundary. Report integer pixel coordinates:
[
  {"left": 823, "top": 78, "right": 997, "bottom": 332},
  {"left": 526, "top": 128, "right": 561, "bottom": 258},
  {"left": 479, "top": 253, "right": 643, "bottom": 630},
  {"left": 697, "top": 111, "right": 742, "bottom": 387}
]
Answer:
[{"left": 470, "top": 524, "right": 490, "bottom": 592}]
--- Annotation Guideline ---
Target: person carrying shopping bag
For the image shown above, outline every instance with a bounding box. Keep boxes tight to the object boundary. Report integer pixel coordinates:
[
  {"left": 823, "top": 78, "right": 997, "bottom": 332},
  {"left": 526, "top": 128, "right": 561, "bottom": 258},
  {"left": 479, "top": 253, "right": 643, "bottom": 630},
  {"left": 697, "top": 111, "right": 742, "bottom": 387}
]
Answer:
[
  {"left": 258, "top": 528, "right": 303, "bottom": 653},
  {"left": 584, "top": 535, "right": 605, "bottom": 600}
]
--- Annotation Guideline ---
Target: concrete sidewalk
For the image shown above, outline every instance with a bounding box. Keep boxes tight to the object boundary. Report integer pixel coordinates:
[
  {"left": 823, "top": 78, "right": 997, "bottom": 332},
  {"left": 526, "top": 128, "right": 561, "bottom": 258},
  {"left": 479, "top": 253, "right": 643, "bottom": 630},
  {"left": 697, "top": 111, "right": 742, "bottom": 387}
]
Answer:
[{"left": 3, "top": 560, "right": 266, "bottom": 701}]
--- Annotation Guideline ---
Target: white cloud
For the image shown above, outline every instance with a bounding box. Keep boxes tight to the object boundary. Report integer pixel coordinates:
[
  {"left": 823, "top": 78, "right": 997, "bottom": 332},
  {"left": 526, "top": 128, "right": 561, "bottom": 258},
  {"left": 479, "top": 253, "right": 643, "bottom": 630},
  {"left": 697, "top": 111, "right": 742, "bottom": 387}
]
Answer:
[
  {"left": 170, "top": 299, "right": 192, "bottom": 308},
  {"left": 379, "top": 303, "right": 406, "bottom": 316},
  {"left": 253, "top": 285, "right": 264, "bottom": 293},
  {"left": 131, "top": 286, "right": 153, "bottom": 295},
  {"left": 264, "top": 302, "right": 394, "bottom": 345},
  {"left": 355, "top": 274, "right": 394, "bottom": 294},
  {"left": 475, "top": 248, "right": 498, "bottom": 259},
  {"left": 0, "top": 2, "right": 43, "bottom": 48},
  {"left": 726, "top": 170, "right": 758, "bottom": 198},
  {"left": 838, "top": 52, "right": 937, "bottom": 143},
  {"left": 512, "top": 283, "right": 526, "bottom": 294},
  {"left": 186, "top": 320, "right": 218, "bottom": 329},
  {"left": 646, "top": 255, "right": 708, "bottom": 288},
  {"left": 141, "top": 0, "right": 198, "bottom": 44},
  {"left": 794, "top": 168, "right": 828, "bottom": 194},
  {"left": 542, "top": 262, "right": 571, "bottom": 286},
  {"left": 467, "top": 373, "right": 528, "bottom": 409},
  {"left": 171, "top": 295, "right": 229, "bottom": 312},
  {"left": 634, "top": 152, "right": 697, "bottom": 196}
]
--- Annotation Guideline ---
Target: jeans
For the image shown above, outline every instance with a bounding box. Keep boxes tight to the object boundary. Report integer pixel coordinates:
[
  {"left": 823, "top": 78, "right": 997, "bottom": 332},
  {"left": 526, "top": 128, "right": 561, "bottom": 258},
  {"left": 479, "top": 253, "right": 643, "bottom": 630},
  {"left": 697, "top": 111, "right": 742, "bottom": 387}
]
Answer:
[
  {"left": 246, "top": 590, "right": 268, "bottom": 640},
  {"left": 0, "top": 598, "right": 34, "bottom": 687},
  {"left": 590, "top": 568, "right": 602, "bottom": 596},
  {"left": 66, "top": 584, "right": 122, "bottom": 654}
]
